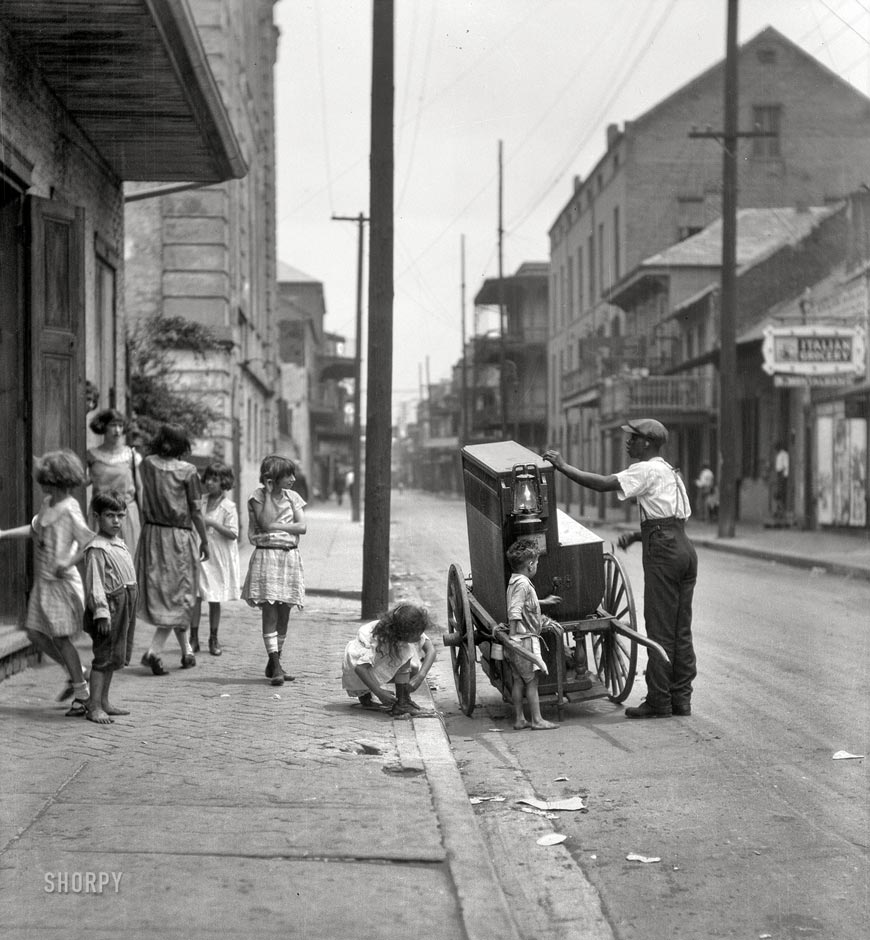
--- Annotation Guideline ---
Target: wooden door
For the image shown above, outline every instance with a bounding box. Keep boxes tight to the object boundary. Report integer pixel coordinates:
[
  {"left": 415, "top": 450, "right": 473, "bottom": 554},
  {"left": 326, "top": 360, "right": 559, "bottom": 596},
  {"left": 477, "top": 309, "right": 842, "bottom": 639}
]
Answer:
[
  {"left": 28, "top": 197, "right": 86, "bottom": 499},
  {"left": 0, "top": 197, "right": 26, "bottom": 624}
]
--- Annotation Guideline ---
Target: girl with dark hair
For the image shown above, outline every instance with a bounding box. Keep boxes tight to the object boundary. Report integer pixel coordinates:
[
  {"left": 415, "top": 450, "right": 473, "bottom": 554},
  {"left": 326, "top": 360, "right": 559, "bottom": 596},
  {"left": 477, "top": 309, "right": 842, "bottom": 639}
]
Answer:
[
  {"left": 136, "top": 424, "right": 209, "bottom": 675},
  {"left": 241, "top": 454, "right": 306, "bottom": 685},
  {"left": 341, "top": 603, "right": 437, "bottom": 716},
  {"left": 0, "top": 450, "right": 93, "bottom": 714},
  {"left": 87, "top": 408, "right": 141, "bottom": 552},
  {"left": 191, "top": 461, "right": 240, "bottom": 656}
]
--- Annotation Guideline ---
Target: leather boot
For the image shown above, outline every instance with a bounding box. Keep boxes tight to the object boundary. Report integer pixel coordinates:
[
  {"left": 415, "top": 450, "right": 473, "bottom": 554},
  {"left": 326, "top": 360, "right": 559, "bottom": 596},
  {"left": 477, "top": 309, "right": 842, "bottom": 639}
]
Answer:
[
  {"left": 267, "top": 652, "right": 284, "bottom": 686},
  {"left": 190, "top": 629, "right": 200, "bottom": 653}
]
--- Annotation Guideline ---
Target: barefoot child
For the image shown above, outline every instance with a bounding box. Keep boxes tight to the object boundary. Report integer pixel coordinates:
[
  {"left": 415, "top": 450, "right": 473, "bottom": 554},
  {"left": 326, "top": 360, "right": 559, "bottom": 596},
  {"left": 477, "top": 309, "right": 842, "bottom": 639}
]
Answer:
[
  {"left": 191, "top": 461, "right": 240, "bottom": 657},
  {"left": 82, "top": 490, "right": 138, "bottom": 724},
  {"left": 505, "top": 538, "right": 559, "bottom": 730},
  {"left": 0, "top": 450, "right": 93, "bottom": 714},
  {"left": 341, "top": 603, "right": 437, "bottom": 716},
  {"left": 241, "top": 455, "right": 306, "bottom": 685}
]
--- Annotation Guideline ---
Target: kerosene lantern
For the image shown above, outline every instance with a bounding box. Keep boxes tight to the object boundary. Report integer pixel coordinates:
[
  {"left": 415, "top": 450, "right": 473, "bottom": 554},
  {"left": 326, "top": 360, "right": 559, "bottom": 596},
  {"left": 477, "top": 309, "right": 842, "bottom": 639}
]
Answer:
[{"left": 509, "top": 463, "right": 546, "bottom": 550}]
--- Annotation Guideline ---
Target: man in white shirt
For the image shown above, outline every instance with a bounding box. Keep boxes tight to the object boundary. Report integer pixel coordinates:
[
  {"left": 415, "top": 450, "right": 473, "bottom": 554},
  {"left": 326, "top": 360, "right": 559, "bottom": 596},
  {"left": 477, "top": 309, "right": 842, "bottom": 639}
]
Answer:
[{"left": 543, "top": 418, "right": 698, "bottom": 719}]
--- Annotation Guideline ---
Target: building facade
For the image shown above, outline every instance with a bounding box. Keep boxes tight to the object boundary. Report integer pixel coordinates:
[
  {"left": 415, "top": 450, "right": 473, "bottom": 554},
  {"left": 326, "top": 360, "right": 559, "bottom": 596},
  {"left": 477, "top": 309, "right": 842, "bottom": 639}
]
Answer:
[
  {"left": 125, "top": 0, "right": 278, "bottom": 504},
  {"left": 275, "top": 264, "right": 354, "bottom": 502},
  {"left": 549, "top": 26, "right": 870, "bottom": 516},
  {"left": 0, "top": 0, "right": 243, "bottom": 662}
]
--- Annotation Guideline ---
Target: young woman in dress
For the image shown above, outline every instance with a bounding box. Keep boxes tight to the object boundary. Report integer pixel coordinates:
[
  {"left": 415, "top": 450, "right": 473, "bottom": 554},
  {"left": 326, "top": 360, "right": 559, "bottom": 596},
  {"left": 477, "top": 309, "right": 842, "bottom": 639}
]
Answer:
[{"left": 87, "top": 408, "right": 141, "bottom": 553}]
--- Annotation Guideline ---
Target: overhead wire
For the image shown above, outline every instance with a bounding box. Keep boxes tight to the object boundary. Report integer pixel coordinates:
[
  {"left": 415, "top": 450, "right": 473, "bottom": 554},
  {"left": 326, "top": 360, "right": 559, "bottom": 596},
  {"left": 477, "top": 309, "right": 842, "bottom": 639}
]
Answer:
[
  {"left": 313, "top": 2, "right": 336, "bottom": 213},
  {"left": 506, "top": 0, "right": 680, "bottom": 235}
]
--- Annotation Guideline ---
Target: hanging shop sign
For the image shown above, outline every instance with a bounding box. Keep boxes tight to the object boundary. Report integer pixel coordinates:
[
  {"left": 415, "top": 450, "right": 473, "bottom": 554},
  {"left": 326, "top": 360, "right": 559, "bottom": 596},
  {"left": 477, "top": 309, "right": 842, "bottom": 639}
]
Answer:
[{"left": 762, "top": 325, "right": 866, "bottom": 385}]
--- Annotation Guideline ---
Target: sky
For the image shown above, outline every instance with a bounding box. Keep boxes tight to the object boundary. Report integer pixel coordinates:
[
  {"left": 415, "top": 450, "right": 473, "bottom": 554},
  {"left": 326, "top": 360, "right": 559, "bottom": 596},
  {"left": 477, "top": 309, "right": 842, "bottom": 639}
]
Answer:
[{"left": 272, "top": 0, "right": 870, "bottom": 423}]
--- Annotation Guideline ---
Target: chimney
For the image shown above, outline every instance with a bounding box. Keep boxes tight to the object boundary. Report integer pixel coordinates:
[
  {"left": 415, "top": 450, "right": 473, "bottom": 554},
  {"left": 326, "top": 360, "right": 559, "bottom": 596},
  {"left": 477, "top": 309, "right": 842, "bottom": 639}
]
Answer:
[
  {"left": 606, "top": 123, "right": 619, "bottom": 149},
  {"left": 573, "top": 175, "right": 582, "bottom": 192}
]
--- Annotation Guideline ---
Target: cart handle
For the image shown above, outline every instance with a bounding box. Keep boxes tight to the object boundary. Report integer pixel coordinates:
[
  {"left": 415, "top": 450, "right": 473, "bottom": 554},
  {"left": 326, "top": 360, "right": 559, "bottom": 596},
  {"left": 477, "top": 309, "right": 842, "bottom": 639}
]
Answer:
[{"left": 611, "top": 620, "right": 670, "bottom": 665}]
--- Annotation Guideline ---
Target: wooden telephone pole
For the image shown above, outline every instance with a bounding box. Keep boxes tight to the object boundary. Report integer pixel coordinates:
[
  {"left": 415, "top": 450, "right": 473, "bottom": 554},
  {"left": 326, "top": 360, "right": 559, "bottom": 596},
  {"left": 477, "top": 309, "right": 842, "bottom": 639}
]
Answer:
[
  {"left": 689, "top": 0, "right": 773, "bottom": 538},
  {"left": 361, "top": 0, "right": 394, "bottom": 618}
]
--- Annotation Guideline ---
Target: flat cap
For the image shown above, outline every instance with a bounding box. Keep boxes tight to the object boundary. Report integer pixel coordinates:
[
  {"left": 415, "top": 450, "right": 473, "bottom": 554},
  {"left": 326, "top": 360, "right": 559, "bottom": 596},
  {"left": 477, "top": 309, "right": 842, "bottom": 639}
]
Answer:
[{"left": 620, "top": 418, "right": 669, "bottom": 444}]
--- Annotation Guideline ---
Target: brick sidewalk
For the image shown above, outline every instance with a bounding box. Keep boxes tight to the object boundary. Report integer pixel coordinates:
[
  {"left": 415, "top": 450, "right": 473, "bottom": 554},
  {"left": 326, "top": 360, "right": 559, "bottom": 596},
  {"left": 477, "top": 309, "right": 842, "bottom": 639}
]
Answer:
[{"left": 0, "top": 594, "right": 467, "bottom": 939}]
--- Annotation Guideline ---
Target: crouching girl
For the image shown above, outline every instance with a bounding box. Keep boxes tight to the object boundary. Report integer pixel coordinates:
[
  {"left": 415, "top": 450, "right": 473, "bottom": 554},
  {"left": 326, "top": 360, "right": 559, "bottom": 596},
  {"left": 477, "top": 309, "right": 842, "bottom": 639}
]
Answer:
[{"left": 341, "top": 604, "right": 436, "bottom": 716}]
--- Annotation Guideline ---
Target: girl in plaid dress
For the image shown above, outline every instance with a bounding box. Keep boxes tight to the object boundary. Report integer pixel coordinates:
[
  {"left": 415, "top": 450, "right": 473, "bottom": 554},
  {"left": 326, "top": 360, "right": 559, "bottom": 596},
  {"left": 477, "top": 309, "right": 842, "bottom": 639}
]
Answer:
[
  {"left": 241, "top": 455, "right": 306, "bottom": 686},
  {"left": 0, "top": 450, "right": 94, "bottom": 715}
]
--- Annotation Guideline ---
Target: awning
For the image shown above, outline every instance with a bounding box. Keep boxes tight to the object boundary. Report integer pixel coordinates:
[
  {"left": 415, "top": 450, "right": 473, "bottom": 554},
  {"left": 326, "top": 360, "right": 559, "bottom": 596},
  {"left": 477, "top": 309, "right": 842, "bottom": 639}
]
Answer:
[{"left": 0, "top": 0, "right": 246, "bottom": 181}]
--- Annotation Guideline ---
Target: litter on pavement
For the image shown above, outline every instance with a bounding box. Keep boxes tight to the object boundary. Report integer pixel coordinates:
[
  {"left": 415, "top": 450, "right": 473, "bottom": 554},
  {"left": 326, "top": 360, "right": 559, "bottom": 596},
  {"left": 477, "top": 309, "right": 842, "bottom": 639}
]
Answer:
[
  {"left": 516, "top": 795, "right": 587, "bottom": 812},
  {"left": 537, "top": 833, "right": 567, "bottom": 846},
  {"left": 518, "top": 806, "right": 558, "bottom": 819},
  {"left": 469, "top": 796, "right": 506, "bottom": 804},
  {"left": 832, "top": 750, "right": 864, "bottom": 760},
  {"left": 626, "top": 853, "right": 661, "bottom": 863}
]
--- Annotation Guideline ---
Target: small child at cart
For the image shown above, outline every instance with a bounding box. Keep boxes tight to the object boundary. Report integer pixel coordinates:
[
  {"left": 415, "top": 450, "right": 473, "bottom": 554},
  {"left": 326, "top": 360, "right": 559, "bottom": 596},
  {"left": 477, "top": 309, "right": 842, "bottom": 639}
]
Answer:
[
  {"left": 341, "top": 603, "right": 437, "bottom": 717},
  {"left": 505, "top": 537, "right": 560, "bottom": 731},
  {"left": 82, "top": 489, "right": 138, "bottom": 724}
]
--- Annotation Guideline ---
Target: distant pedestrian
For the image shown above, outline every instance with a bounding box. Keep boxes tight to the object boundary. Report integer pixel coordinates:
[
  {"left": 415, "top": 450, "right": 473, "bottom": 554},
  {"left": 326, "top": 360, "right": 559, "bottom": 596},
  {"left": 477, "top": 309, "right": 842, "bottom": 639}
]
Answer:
[
  {"left": 82, "top": 490, "right": 138, "bottom": 724},
  {"left": 0, "top": 450, "right": 93, "bottom": 715},
  {"left": 341, "top": 603, "right": 436, "bottom": 716},
  {"left": 344, "top": 469, "right": 355, "bottom": 504},
  {"left": 333, "top": 470, "right": 345, "bottom": 505},
  {"left": 694, "top": 464, "right": 715, "bottom": 522},
  {"left": 504, "top": 538, "right": 560, "bottom": 731},
  {"left": 136, "top": 424, "right": 210, "bottom": 675},
  {"left": 544, "top": 417, "right": 697, "bottom": 719},
  {"left": 241, "top": 455, "right": 306, "bottom": 686},
  {"left": 191, "top": 461, "right": 240, "bottom": 657},
  {"left": 772, "top": 441, "right": 789, "bottom": 519}
]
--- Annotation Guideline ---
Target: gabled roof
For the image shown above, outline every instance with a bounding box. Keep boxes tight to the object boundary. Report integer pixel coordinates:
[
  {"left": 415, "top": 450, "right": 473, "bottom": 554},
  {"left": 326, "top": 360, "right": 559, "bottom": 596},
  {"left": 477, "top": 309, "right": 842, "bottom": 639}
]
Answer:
[
  {"left": 633, "top": 26, "right": 870, "bottom": 134},
  {"left": 0, "top": 0, "right": 246, "bottom": 182},
  {"left": 277, "top": 261, "right": 321, "bottom": 284},
  {"left": 645, "top": 205, "right": 840, "bottom": 270},
  {"left": 608, "top": 204, "right": 843, "bottom": 310}
]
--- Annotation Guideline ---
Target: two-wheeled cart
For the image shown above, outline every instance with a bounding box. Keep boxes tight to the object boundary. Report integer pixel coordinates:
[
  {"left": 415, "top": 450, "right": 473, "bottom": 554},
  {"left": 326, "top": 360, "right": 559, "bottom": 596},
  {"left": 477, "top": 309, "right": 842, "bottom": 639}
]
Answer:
[{"left": 443, "top": 441, "right": 668, "bottom": 718}]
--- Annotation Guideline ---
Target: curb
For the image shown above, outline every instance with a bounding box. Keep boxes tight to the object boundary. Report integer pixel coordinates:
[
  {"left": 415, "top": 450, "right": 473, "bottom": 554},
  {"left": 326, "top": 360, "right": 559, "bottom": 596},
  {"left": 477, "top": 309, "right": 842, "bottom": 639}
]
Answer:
[
  {"left": 690, "top": 537, "right": 870, "bottom": 582},
  {"left": 410, "top": 684, "right": 524, "bottom": 940}
]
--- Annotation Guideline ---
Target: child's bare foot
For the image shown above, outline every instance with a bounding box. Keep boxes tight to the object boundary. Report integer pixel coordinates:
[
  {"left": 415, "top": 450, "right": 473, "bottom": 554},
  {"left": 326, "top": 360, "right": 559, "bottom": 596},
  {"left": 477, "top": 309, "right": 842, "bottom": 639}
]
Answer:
[
  {"left": 86, "top": 705, "right": 114, "bottom": 724},
  {"left": 103, "top": 703, "right": 130, "bottom": 716},
  {"left": 513, "top": 718, "right": 530, "bottom": 730},
  {"left": 530, "top": 719, "right": 559, "bottom": 730}
]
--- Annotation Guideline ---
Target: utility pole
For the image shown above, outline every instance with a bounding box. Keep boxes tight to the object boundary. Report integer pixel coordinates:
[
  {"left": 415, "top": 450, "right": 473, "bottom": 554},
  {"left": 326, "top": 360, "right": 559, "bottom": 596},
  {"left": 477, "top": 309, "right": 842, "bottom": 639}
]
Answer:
[
  {"left": 498, "top": 140, "right": 508, "bottom": 439},
  {"left": 361, "top": 0, "right": 394, "bottom": 618},
  {"left": 689, "top": 0, "right": 773, "bottom": 538},
  {"left": 331, "top": 211, "right": 369, "bottom": 523},
  {"left": 460, "top": 234, "right": 467, "bottom": 445}
]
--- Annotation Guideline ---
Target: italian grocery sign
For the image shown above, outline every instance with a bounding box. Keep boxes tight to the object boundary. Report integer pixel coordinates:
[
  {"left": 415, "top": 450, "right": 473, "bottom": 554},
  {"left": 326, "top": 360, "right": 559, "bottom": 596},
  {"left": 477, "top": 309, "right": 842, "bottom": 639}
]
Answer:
[{"left": 762, "top": 325, "right": 865, "bottom": 385}]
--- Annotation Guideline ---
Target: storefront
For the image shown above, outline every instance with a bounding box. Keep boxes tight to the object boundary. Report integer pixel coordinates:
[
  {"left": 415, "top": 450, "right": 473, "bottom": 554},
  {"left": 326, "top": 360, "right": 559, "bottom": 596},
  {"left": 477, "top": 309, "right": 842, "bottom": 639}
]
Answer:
[{"left": 762, "top": 307, "right": 868, "bottom": 529}]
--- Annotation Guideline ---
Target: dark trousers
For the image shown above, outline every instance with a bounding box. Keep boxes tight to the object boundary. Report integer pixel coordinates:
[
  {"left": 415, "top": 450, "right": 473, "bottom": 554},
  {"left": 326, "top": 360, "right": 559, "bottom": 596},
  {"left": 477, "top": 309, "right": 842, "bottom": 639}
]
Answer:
[
  {"left": 84, "top": 585, "right": 139, "bottom": 672},
  {"left": 640, "top": 518, "right": 697, "bottom": 709}
]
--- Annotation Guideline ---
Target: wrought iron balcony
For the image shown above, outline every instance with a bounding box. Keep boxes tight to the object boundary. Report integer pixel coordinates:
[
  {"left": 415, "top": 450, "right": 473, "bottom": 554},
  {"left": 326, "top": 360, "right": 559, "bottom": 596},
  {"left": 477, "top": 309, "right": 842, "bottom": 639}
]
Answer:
[{"left": 600, "top": 374, "right": 717, "bottom": 421}]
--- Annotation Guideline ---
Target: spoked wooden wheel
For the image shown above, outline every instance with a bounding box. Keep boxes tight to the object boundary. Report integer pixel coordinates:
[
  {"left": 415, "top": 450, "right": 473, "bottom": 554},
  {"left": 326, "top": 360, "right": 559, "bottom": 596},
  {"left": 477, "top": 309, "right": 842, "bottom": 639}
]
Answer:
[
  {"left": 591, "top": 552, "right": 638, "bottom": 703},
  {"left": 445, "top": 563, "right": 477, "bottom": 715}
]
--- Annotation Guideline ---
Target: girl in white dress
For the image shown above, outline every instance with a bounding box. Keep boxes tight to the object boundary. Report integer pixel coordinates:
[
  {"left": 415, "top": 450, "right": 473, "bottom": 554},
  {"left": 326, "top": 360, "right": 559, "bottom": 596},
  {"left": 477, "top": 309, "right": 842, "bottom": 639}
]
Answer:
[
  {"left": 341, "top": 604, "right": 437, "bottom": 716},
  {"left": 191, "top": 461, "right": 240, "bottom": 656}
]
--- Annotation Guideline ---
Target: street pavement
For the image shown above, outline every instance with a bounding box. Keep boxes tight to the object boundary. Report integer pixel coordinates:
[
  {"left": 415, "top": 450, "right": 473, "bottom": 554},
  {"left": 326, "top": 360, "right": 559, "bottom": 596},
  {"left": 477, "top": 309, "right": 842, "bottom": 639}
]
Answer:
[
  {"left": 1, "top": 494, "right": 867, "bottom": 940},
  {"left": 0, "top": 501, "right": 520, "bottom": 940}
]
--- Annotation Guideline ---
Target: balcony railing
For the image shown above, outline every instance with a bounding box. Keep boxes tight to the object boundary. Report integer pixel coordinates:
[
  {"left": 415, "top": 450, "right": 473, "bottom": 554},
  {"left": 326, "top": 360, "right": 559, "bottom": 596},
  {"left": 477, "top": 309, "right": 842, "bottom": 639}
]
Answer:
[{"left": 600, "top": 375, "right": 717, "bottom": 420}]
